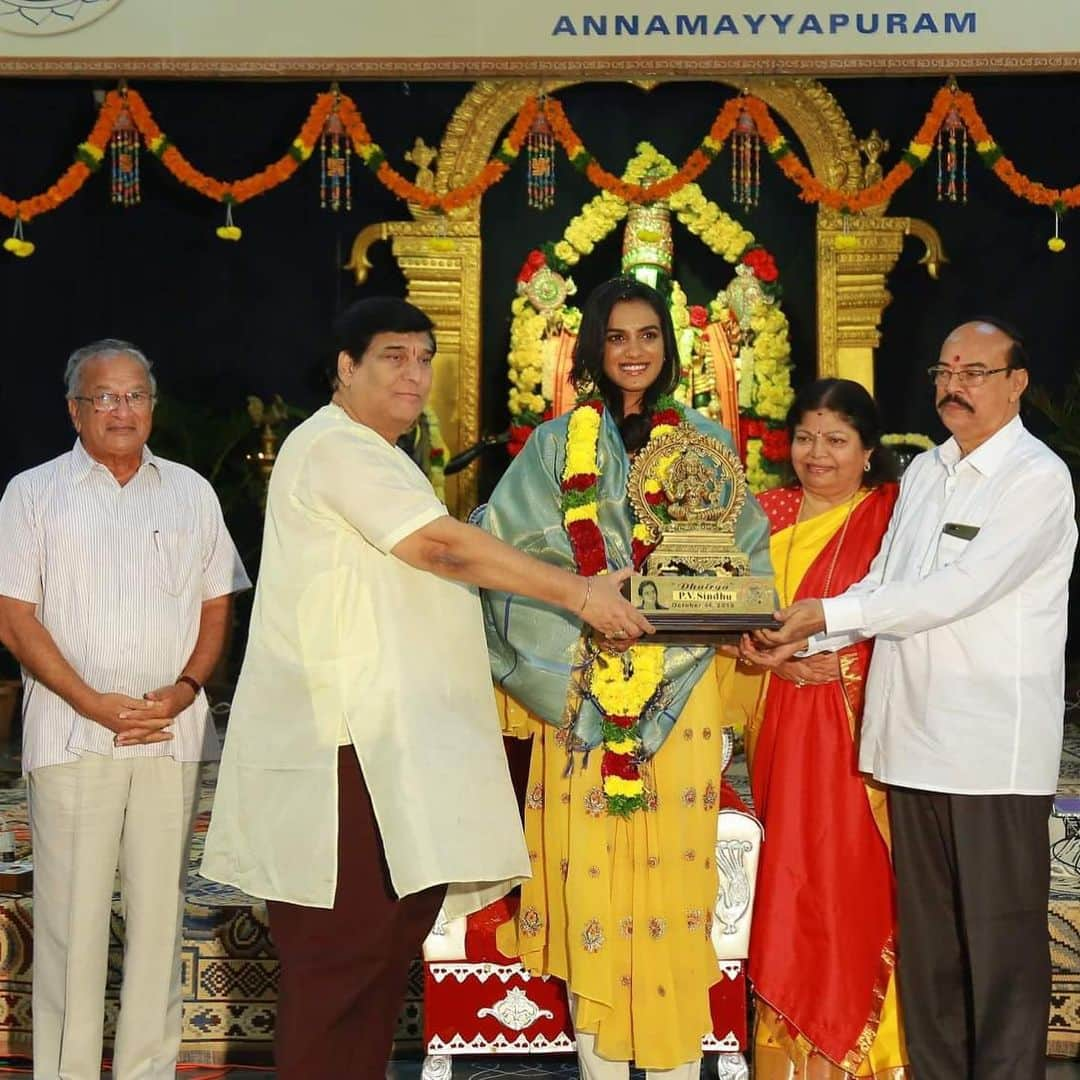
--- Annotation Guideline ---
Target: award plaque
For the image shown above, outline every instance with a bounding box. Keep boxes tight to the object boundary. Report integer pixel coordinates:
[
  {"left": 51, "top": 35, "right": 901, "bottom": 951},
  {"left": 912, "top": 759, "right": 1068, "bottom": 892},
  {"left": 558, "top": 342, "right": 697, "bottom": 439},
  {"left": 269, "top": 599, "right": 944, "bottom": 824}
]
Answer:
[{"left": 626, "top": 427, "right": 778, "bottom": 645}]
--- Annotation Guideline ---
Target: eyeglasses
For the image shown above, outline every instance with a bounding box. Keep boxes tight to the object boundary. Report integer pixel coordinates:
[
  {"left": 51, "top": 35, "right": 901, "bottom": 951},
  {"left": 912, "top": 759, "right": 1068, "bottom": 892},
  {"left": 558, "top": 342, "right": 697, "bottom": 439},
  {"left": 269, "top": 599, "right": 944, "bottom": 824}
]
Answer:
[
  {"left": 926, "top": 366, "right": 1010, "bottom": 388},
  {"left": 72, "top": 391, "right": 155, "bottom": 412}
]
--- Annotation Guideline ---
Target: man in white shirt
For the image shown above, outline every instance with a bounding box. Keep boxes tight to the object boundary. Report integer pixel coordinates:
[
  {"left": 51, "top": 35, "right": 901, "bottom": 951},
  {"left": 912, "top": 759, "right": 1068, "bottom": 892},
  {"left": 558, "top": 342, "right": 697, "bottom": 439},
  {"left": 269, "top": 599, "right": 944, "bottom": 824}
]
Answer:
[
  {"left": 755, "top": 319, "right": 1077, "bottom": 1080},
  {"left": 0, "top": 339, "right": 250, "bottom": 1080},
  {"left": 201, "top": 297, "right": 652, "bottom": 1079}
]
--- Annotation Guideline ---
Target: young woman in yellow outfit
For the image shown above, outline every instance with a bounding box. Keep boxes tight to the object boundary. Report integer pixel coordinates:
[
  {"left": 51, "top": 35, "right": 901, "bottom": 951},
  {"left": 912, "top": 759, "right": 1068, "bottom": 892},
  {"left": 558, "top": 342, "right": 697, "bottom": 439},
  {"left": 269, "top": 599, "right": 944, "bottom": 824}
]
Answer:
[{"left": 481, "top": 277, "right": 772, "bottom": 1077}]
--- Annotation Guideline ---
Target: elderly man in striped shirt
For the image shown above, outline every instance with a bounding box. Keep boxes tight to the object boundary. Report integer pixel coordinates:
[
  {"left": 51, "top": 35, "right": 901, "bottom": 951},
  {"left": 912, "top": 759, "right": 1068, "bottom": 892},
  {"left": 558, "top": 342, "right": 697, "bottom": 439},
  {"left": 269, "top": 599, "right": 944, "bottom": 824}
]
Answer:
[{"left": 0, "top": 339, "right": 250, "bottom": 1080}]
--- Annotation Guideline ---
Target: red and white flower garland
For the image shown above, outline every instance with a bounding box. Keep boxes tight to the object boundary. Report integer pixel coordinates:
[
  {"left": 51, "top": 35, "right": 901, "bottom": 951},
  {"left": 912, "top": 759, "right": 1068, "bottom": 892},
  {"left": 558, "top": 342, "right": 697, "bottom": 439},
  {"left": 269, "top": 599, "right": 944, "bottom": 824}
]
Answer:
[{"left": 560, "top": 395, "right": 683, "bottom": 815}]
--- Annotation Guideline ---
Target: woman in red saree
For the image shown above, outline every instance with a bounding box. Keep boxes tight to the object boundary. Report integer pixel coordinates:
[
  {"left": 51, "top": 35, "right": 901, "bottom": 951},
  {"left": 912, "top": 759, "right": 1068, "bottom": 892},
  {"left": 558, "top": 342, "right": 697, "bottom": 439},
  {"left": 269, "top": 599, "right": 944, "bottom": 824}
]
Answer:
[{"left": 736, "top": 378, "right": 910, "bottom": 1079}]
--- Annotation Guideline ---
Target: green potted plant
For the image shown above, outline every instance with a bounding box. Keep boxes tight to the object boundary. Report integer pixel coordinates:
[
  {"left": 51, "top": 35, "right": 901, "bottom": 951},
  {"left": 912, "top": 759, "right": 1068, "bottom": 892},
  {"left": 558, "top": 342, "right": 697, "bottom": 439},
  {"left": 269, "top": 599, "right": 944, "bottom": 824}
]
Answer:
[{"left": 1028, "top": 376, "right": 1080, "bottom": 474}]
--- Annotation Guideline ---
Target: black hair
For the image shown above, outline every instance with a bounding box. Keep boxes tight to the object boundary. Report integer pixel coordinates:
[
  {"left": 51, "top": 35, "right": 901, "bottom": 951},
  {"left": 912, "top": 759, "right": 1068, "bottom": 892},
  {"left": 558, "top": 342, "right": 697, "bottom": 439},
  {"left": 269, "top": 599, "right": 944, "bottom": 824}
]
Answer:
[
  {"left": 571, "top": 277, "right": 680, "bottom": 453},
  {"left": 786, "top": 377, "right": 897, "bottom": 487},
  {"left": 964, "top": 315, "right": 1029, "bottom": 371},
  {"left": 326, "top": 296, "right": 436, "bottom": 388}
]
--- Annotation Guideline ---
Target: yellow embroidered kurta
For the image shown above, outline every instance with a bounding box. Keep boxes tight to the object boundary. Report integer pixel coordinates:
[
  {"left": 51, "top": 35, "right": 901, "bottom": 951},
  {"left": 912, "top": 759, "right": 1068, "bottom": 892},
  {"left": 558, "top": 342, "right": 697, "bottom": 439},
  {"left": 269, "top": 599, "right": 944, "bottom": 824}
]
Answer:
[{"left": 497, "top": 655, "right": 741, "bottom": 1070}]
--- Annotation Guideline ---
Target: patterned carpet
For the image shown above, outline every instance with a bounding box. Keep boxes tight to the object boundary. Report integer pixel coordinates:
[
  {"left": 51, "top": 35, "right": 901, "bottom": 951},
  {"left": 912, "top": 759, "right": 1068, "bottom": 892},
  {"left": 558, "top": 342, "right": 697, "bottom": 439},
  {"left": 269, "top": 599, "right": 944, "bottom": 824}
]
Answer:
[
  {"left": 1048, "top": 716, "right": 1080, "bottom": 1057},
  {"left": 0, "top": 763, "right": 424, "bottom": 1065},
  {"left": 0, "top": 719, "right": 1077, "bottom": 1065}
]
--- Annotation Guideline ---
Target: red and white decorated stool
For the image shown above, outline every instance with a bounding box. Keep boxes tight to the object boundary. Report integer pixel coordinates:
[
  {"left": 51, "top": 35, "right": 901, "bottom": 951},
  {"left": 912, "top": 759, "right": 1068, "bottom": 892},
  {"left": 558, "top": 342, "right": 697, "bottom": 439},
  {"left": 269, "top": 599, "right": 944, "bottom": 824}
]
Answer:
[{"left": 422, "top": 732, "right": 762, "bottom": 1079}]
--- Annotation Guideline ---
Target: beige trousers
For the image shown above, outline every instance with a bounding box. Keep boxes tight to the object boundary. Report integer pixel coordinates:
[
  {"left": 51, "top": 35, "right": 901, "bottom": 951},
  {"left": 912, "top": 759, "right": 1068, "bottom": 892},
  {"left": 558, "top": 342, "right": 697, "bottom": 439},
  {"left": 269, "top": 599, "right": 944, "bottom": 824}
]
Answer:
[
  {"left": 575, "top": 1028, "right": 702, "bottom": 1080},
  {"left": 28, "top": 753, "right": 200, "bottom": 1080}
]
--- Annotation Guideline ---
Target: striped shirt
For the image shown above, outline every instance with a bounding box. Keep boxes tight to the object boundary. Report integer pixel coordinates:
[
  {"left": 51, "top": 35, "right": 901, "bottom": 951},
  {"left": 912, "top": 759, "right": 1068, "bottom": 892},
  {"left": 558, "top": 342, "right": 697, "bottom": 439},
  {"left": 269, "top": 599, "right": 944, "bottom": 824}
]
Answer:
[{"left": 0, "top": 439, "right": 250, "bottom": 774}]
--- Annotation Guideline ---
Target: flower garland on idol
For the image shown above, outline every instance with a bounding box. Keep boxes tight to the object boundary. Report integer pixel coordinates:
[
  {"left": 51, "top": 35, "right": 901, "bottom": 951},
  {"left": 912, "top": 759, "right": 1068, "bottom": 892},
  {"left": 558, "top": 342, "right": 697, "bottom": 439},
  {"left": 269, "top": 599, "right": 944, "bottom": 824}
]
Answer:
[
  {"left": 507, "top": 142, "right": 794, "bottom": 491},
  {"left": 560, "top": 395, "right": 683, "bottom": 816},
  {"left": 421, "top": 405, "right": 449, "bottom": 503}
]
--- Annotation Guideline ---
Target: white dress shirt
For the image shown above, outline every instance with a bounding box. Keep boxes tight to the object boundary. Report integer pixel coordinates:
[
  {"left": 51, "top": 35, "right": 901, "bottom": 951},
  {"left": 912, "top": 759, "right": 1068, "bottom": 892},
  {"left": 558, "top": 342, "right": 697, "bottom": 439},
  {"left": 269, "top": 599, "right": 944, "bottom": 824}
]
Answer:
[
  {"left": 818, "top": 417, "right": 1076, "bottom": 795},
  {"left": 201, "top": 405, "right": 530, "bottom": 913},
  {"left": 0, "top": 440, "right": 250, "bottom": 773}
]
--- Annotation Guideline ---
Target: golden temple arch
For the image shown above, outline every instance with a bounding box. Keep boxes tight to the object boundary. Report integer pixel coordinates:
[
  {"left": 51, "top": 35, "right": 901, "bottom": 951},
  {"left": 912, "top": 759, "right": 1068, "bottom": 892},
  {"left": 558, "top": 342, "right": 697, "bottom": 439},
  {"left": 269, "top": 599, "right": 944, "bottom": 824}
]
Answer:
[{"left": 346, "top": 78, "right": 945, "bottom": 517}]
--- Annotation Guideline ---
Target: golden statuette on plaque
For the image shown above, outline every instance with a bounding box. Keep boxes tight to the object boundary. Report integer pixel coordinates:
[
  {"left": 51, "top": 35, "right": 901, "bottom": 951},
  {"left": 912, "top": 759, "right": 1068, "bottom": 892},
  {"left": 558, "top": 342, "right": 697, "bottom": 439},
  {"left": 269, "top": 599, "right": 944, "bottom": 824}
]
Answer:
[{"left": 627, "top": 427, "right": 777, "bottom": 643}]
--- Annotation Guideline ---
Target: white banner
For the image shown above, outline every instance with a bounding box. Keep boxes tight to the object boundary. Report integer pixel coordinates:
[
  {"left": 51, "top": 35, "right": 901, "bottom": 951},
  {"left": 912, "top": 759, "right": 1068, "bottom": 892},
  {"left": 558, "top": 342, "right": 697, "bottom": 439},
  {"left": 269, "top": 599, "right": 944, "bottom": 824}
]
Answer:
[{"left": 0, "top": 0, "right": 1077, "bottom": 76}]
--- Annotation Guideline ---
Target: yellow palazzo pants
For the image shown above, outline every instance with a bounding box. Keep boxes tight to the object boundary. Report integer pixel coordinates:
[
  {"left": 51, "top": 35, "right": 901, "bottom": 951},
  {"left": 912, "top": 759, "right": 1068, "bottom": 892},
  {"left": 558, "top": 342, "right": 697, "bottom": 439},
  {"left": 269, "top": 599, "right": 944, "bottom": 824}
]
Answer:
[{"left": 496, "top": 656, "right": 740, "bottom": 1070}]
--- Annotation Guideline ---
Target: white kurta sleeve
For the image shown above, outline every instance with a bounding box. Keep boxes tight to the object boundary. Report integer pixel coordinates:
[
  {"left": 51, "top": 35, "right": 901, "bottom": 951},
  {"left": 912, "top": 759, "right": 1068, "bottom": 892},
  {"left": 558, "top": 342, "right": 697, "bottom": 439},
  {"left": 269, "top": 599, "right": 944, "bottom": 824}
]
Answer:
[
  {"left": 825, "top": 463, "right": 1075, "bottom": 640},
  {"left": 804, "top": 474, "right": 914, "bottom": 653},
  {"left": 297, "top": 427, "right": 447, "bottom": 554}
]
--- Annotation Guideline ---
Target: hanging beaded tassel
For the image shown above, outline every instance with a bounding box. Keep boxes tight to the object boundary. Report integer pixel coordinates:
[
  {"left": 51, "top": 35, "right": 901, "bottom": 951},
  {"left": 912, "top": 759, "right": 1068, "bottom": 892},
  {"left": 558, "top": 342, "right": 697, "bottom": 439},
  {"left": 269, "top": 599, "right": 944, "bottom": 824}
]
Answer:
[
  {"left": 732, "top": 105, "right": 760, "bottom": 211},
  {"left": 937, "top": 104, "right": 968, "bottom": 204},
  {"left": 320, "top": 104, "right": 352, "bottom": 212},
  {"left": 526, "top": 95, "right": 556, "bottom": 210},
  {"left": 109, "top": 107, "right": 140, "bottom": 207}
]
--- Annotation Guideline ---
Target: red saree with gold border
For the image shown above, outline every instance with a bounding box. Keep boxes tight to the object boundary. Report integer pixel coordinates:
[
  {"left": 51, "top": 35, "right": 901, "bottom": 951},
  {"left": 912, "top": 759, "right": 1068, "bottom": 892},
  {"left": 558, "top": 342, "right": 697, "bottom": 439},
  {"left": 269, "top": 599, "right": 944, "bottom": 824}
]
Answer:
[{"left": 748, "top": 483, "right": 907, "bottom": 1078}]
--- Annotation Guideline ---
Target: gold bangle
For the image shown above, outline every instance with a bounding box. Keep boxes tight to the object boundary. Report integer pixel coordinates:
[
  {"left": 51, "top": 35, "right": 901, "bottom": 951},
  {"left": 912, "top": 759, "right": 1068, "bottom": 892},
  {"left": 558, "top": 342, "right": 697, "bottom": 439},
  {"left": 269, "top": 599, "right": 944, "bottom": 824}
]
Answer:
[{"left": 578, "top": 577, "right": 592, "bottom": 614}]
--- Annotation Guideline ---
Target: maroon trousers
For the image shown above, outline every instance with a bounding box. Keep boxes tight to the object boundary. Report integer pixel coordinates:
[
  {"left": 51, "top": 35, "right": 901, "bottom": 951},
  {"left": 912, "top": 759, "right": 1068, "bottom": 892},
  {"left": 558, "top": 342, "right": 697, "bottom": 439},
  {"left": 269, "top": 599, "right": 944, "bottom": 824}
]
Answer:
[
  {"left": 266, "top": 748, "right": 445, "bottom": 1079},
  {"left": 890, "top": 787, "right": 1053, "bottom": 1080}
]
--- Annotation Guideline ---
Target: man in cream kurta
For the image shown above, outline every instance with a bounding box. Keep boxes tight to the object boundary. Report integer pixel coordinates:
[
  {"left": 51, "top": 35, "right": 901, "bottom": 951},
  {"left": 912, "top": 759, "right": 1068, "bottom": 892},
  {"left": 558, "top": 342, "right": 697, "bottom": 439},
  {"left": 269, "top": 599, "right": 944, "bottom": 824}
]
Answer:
[
  {"left": 203, "top": 297, "right": 650, "bottom": 1079},
  {"left": 201, "top": 402, "right": 530, "bottom": 910},
  {"left": 202, "top": 297, "right": 523, "bottom": 1080}
]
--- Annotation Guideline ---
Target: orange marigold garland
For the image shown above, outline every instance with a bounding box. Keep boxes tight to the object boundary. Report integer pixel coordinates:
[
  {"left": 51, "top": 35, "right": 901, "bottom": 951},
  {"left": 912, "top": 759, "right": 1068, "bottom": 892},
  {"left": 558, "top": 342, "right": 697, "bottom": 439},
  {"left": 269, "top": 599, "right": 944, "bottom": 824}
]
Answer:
[
  {"left": 544, "top": 95, "right": 740, "bottom": 205},
  {"left": 954, "top": 90, "right": 1080, "bottom": 209},
  {"left": 337, "top": 93, "right": 535, "bottom": 214},
  {"left": 126, "top": 88, "right": 329, "bottom": 207},
  {"left": 747, "top": 90, "right": 945, "bottom": 212},
  {"left": 0, "top": 89, "right": 117, "bottom": 226},
  {"left": 5, "top": 78, "right": 1080, "bottom": 244}
]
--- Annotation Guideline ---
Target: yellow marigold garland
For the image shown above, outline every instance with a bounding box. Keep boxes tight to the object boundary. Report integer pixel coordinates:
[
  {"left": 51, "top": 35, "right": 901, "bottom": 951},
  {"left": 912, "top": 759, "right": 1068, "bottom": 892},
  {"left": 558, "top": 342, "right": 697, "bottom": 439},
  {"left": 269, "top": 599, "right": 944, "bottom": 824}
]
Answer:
[
  {"left": 881, "top": 432, "right": 936, "bottom": 451},
  {"left": 423, "top": 405, "right": 449, "bottom": 503},
  {"left": 562, "top": 397, "right": 682, "bottom": 815}
]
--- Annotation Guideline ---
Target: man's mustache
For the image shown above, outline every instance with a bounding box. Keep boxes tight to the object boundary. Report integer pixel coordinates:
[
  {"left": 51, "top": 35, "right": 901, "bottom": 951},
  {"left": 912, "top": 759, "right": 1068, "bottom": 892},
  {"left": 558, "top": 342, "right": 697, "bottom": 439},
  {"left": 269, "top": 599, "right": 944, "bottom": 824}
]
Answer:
[{"left": 937, "top": 394, "right": 974, "bottom": 413}]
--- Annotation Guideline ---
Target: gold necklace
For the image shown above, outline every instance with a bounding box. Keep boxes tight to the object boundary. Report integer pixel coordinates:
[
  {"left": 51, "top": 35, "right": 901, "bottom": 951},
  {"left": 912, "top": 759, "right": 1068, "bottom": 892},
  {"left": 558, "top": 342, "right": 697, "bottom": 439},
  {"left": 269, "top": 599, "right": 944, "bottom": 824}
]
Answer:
[{"left": 781, "top": 487, "right": 862, "bottom": 607}]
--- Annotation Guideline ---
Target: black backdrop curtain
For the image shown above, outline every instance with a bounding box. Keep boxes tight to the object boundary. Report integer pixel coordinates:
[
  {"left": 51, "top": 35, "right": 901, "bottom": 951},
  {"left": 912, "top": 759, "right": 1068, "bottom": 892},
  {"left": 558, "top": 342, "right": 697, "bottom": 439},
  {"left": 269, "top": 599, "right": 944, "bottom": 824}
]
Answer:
[{"left": 1, "top": 74, "right": 1077, "bottom": 505}]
